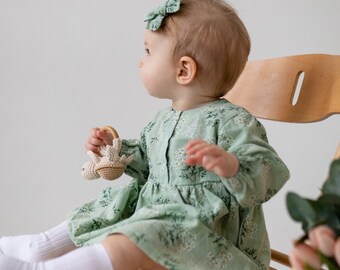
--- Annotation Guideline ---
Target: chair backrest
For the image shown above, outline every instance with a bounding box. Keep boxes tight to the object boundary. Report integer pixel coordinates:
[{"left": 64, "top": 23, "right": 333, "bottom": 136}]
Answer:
[
  {"left": 225, "top": 54, "right": 340, "bottom": 270},
  {"left": 225, "top": 54, "right": 340, "bottom": 123}
]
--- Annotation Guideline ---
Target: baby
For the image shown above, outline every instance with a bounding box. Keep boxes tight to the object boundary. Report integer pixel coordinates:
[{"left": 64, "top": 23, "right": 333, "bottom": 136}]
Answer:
[{"left": 0, "top": 0, "right": 289, "bottom": 269}]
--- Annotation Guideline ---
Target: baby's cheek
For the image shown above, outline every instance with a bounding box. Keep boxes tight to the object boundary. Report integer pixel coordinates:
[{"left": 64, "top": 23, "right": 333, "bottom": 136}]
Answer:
[{"left": 140, "top": 69, "right": 154, "bottom": 90}]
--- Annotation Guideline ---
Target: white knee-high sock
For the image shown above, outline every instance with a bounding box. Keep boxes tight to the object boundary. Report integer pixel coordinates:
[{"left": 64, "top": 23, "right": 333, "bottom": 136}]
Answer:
[
  {"left": 0, "top": 221, "right": 76, "bottom": 262},
  {"left": 0, "top": 244, "right": 113, "bottom": 270}
]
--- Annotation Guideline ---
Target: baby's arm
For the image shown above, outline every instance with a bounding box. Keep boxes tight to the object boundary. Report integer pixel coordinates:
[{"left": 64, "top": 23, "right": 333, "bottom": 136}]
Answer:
[
  {"left": 185, "top": 139, "right": 239, "bottom": 178},
  {"left": 217, "top": 114, "right": 290, "bottom": 207},
  {"left": 185, "top": 110, "right": 289, "bottom": 208}
]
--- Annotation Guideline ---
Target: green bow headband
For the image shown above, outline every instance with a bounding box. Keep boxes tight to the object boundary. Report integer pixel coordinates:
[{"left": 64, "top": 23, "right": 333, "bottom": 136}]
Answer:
[{"left": 144, "top": 0, "right": 181, "bottom": 31}]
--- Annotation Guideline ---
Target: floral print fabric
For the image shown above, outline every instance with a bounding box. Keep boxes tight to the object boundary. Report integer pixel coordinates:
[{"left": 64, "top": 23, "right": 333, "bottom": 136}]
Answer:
[{"left": 68, "top": 99, "right": 289, "bottom": 270}]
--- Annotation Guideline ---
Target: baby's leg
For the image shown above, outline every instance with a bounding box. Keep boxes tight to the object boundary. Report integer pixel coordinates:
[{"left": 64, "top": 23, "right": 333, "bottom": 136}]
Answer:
[
  {"left": 0, "top": 244, "right": 113, "bottom": 270},
  {"left": 102, "top": 234, "right": 167, "bottom": 270},
  {"left": 0, "top": 221, "right": 76, "bottom": 262}
]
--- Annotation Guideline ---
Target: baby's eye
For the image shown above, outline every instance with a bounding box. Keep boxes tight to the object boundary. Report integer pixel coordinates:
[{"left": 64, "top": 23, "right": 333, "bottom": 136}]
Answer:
[{"left": 144, "top": 48, "right": 150, "bottom": 56}]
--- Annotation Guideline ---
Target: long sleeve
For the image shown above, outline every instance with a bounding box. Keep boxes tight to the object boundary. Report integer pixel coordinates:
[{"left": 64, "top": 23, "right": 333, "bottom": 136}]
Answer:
[
  {"left": 121, "top": 125, "right": 150, "bottom": 186},
  {"left": 218, "top": 112, "right": 290, "bottom": 208}
]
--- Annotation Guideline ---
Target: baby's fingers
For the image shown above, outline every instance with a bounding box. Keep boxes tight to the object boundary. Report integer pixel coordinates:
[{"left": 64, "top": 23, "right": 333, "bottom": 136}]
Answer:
[
  {"left": 186, "top": 140, "right": 214, "bottom": 155},
  {"left": 190, "top": 144, "right": 221, "bottom": 159},
  {"left": 91, "top": 127, "right": 100, "bottom": 138},
  {"left": 185, "top": 156, "right": 200, "bottom": 166},
  {"left": 85, "top": 127, "right": 114, "bottom": 154},
  {"left": 185, "top": 139, "right": 206, "bottom": 151},
  {"left": 85, "top": 141, "right": 100, "bottom": 153},
  {"left": 85, "top": 128, "right": 105, "bottom": 153},
  {"left": 185, "top": 145, "right": 210, "bottom": 165},
  {"left": 96, "top": 130, "right": 112, "bottom": 145}
]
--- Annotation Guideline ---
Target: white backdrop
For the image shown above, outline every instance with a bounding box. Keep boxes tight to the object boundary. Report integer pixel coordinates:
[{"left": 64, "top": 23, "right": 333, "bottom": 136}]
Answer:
[{"left": 0, "top": 1, "right": 339, "bottom": 269}]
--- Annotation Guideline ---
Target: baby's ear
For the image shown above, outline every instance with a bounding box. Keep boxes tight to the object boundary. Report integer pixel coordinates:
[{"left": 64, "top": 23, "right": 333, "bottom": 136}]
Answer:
[{"left": 176, "top": 56, "right": 197, "bottom": 85}]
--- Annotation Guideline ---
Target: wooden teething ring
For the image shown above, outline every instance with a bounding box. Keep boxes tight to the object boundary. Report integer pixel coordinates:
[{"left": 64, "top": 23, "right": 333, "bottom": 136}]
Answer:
[
  {"left": 100, "top": 126, "right": 119, "bottom": 140},
  {"left": 95, "top": 126, "right": 125, "bottom": 180}
]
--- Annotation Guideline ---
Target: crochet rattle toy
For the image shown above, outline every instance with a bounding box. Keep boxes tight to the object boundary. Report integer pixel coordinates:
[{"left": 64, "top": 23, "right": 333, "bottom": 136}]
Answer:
[{"left": 81, "top": 126, "right": 134, "bottom": 181}]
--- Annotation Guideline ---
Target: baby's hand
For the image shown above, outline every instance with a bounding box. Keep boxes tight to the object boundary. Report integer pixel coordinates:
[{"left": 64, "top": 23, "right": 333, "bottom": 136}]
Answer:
[
  {"left": 85, "top": 127, "right": 114, "bottom": 154},
  {"left": 185, "top": 139, "right": 239, "bottom": 178}
]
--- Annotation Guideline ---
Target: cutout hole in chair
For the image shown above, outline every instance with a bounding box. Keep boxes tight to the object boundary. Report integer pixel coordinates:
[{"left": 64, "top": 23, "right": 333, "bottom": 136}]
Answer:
[{"left": 291, "top": 71, "right": 305, "bottom": 106}]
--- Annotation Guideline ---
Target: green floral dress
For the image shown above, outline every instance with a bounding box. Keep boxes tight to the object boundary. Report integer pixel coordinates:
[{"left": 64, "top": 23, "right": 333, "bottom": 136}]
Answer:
[{"left": 68, "top": 99, "right": 289, "bottom": 270}]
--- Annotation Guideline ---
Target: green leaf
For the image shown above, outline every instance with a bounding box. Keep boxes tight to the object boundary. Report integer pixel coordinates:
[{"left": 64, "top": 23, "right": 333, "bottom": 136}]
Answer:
[
  {"left": 316, "top": 194, "right": 340, "bottom": 220},
  {"left": 286, "top": 192, "right": 317, "bottom": 232},
  {"left": 318, "top": 251, "right": 339, "bottom": 270},
  {"left": 304, "top": 265, "right": 317, "bottom": 270},
  {"left": 303, "top": 263, "right": 317, "bottom": 270},
  {"left": 317, "top": 194, "right": 340, "bottom": 209},
  {"left": 322, "top": 158, "right": 340, "bottom": 196},
  {"left": 316, "top": 193, "right": 340, "bottom": 237},
  {"left": 286, "top": 158, "right": 340, "bottom": 246}
]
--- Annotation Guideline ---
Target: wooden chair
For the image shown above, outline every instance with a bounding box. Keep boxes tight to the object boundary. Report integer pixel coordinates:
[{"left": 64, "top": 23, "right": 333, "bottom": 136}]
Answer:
[
  {"left": 225, "top": 54, "right": 340, "bottom": 269},
  {"left": 226, "top": 54, "right": 340, "bottom": 123}
]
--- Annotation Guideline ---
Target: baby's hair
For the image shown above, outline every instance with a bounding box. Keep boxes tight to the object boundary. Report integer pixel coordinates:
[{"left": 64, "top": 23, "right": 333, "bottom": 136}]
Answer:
[{"left": 159, "top": 0, "right": 251, "bottom": 97}]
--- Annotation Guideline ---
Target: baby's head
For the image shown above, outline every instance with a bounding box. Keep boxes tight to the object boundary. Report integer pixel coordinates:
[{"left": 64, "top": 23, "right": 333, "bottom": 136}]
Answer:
[{"left": 145, "top": 0, "right": 250, "bottom": 97}]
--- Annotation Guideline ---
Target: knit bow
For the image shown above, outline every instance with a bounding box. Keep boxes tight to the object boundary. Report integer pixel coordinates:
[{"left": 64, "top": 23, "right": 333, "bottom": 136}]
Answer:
[{"left": 144, "top": 0, "right": 181, "bottom": 31}]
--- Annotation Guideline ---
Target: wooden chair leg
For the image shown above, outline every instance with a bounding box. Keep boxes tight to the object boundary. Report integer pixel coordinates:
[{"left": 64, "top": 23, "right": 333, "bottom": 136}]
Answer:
[{"left": 271, "top": 249, "right": 291, "bottom": 268}]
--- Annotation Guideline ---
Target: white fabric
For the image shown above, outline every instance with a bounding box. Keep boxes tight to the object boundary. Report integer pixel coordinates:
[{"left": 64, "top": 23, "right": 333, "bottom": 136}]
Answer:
[
  {"left": 0, "top": 221, "right": 76, "bottom": 262},
  {"left": 0, "top": 244, "right": 113, "bottom": 270}
]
